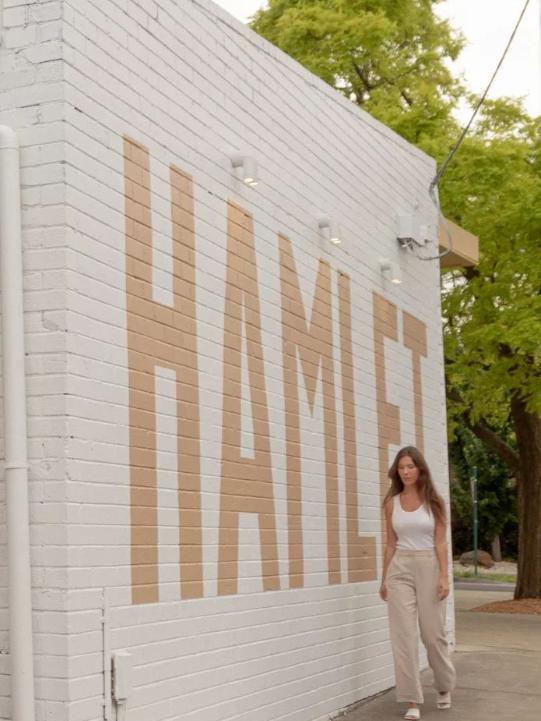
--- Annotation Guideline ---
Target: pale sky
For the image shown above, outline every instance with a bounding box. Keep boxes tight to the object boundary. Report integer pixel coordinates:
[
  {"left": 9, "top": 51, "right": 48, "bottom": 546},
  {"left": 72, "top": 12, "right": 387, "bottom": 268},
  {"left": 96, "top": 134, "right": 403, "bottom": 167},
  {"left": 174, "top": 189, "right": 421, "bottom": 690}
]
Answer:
[{"left": 213, "top": 0, "right": 540, "bottom": 118}]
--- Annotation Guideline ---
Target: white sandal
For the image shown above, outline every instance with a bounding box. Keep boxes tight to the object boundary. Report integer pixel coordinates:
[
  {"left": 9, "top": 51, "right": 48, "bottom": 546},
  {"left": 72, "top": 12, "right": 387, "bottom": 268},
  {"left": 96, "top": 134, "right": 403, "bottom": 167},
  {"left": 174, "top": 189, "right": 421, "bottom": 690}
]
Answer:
[
  {"left": 437, "top": 692, "right": 451, "bottom": 709},
  {"left": 404, "top": 708, "right": 421, "bottom": 720}
]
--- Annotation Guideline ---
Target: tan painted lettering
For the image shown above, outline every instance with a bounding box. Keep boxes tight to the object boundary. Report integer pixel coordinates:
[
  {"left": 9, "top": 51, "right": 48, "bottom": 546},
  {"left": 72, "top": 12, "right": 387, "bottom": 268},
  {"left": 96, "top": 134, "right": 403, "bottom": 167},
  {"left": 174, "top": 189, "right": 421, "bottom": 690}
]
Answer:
[
  {"left": 338, "top": 273, "right": 377, "bottom": 581},
  {"left": 218, "top": 202, "right": 280, "bottom": 596},
  {"left": 280, "top": 235, "right": 340, "bottom": 588},
  {"left": 402, "top": 312, "right": 428, "bottom": 455},
  {"left": 373, "top": 292, "right": 400, "bottom": 549},
  {"left": 124, "top": 137, "right": 203, "bottom": 603}
]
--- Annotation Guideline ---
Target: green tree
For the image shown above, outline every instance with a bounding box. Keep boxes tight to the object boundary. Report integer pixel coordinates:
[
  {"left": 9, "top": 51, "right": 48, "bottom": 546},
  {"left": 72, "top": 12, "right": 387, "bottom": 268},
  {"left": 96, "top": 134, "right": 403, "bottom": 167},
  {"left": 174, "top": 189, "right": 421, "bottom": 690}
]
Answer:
[
  {"left": 441, "top": 100, "right": 541, "bottom": 598},
  {"left": 251, "top": 0, "right": 462, "bottom": 152}
]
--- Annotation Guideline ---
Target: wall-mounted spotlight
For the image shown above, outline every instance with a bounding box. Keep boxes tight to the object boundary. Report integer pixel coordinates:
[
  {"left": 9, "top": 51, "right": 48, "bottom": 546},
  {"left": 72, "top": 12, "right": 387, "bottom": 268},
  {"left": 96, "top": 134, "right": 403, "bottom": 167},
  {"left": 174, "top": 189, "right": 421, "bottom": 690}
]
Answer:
[
  {"left": 231, "top": 153, "right": 259, "bottom": 187},
  {"left": 318, "top": 217, "right": 341, "bottom": 245},
  {"left": 380, "top": 258, "right": 402, "bottom": 285}
]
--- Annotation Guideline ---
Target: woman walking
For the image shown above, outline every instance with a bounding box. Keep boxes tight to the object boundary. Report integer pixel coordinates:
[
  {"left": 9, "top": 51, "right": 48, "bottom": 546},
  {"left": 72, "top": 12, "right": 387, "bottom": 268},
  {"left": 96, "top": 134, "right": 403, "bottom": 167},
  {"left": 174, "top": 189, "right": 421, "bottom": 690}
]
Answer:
[{"left": 379, "top": 446, "right": 456, "bottom": 720}]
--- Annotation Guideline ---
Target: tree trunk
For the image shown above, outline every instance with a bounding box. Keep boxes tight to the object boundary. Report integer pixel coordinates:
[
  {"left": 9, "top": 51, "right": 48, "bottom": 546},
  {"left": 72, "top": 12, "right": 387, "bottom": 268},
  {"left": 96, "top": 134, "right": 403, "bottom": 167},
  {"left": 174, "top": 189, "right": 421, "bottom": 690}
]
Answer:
[
  {"left": 511, "top": 395, "right": 541, "bottom": 599},
  {"left": 491, "top": 535, "right": 502, "bottom": 562}
]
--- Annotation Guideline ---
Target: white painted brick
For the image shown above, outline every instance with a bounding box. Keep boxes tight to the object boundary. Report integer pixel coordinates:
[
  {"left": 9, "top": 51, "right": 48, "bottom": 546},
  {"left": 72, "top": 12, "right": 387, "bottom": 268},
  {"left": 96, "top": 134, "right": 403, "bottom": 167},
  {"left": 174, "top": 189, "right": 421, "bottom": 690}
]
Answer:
[
  {"left": 1, "top": 4, "right": 69, "bottom": 709},
  {"left": 3, "top": 24, "right": 37, "bottom": 48}
]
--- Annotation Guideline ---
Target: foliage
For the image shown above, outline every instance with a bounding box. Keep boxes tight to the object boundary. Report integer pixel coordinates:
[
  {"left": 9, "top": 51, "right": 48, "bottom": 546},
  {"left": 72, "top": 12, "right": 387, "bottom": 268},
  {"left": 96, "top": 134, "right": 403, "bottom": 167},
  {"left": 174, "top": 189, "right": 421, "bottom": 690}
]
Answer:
[
  {"left": 449, "top": 426, "right": 517, "bottom": 559},
  {"left": 441, "top": 100, "right": 541, "bottom": 430},
  {"left": 251, "top": 0, "right": 463, "bottom": 151}
]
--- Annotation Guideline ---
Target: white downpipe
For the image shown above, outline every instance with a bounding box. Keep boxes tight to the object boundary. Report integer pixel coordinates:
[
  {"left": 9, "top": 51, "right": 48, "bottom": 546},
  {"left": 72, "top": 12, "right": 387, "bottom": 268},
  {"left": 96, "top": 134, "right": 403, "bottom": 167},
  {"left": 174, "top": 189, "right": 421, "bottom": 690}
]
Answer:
[{"left": 0, "top": 126, "right": 35, "bottom": 721}]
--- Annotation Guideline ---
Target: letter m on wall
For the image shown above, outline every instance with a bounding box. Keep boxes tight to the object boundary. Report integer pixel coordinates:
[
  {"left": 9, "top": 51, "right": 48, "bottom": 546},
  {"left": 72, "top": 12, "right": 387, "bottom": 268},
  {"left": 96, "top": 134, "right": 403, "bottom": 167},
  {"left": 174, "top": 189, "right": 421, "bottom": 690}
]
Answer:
[{"left": 124, "top": 137, "right": 203, "bottom": 604}]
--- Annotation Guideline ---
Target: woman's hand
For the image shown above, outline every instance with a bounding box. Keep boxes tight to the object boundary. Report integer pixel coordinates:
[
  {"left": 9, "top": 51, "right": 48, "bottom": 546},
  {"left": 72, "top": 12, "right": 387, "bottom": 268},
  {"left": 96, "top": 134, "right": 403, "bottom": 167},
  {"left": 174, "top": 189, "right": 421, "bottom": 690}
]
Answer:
[
  {"left": 379, "top": 581, "right": 388, "bottom": 602},
  {"left": 438, "top": 575, "right": 449, "bottom": 600}
]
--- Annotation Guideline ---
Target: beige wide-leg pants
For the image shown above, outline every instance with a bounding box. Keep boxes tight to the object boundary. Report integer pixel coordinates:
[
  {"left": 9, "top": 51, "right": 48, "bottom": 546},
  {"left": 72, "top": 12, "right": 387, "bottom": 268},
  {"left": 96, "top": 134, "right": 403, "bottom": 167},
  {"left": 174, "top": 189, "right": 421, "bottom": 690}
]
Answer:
[{"left": 386, "top": 549, "right": 456, "bottom": 704}]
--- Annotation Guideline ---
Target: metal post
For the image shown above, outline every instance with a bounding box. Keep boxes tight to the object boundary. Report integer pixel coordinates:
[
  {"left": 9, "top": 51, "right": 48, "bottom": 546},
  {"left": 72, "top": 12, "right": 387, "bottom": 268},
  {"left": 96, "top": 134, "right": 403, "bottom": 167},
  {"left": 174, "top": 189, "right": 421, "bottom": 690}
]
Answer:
[
  {"left": 470, "top": 467, "right": 479, "bottom": 576},
  {"left": 537, "top": 0, "right": 541, "bottom": 115}
]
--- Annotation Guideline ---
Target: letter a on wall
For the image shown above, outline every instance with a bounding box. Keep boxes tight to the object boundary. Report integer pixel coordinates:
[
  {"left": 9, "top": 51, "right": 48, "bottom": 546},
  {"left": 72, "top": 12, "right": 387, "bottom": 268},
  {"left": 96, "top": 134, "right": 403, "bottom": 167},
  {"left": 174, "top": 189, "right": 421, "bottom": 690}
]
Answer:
[{"left": 218, "top": 202, "right": 280, "bottom": 596}]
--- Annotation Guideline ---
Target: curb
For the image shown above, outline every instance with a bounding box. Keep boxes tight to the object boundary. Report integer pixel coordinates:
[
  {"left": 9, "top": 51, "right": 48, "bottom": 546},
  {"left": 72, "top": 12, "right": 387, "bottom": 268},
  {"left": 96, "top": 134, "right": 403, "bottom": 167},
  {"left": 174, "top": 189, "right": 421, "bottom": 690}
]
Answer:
[{"left": 454, "top": 579, "right": 515, "bottom": 591}]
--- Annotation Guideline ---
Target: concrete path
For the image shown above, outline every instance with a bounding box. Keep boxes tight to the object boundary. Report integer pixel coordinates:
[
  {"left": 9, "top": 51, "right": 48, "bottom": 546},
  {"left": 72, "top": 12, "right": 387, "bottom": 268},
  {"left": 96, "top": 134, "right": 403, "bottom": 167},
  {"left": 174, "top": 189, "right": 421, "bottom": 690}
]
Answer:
[{"left": 341, "top": 589, "right": 541, "bottom": 721}]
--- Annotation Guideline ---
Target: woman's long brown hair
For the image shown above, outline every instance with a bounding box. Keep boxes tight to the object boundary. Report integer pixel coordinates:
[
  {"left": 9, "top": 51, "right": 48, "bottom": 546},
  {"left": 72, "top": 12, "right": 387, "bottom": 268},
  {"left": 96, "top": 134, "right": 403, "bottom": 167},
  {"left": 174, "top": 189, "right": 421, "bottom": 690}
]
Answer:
[{"left": 383, "top": 446, "right": 447, "bottom": 525}]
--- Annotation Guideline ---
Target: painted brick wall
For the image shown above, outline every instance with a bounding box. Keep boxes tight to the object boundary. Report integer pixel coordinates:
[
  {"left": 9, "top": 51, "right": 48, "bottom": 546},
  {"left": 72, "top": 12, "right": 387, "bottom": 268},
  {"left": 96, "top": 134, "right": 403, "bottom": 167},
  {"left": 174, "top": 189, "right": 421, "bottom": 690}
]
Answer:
[
  {"left": 0, "top": 1, "right": 454, "bottom": 720},
  {"left": 0, "top": 0, "right": 69, "bottom": 719}
]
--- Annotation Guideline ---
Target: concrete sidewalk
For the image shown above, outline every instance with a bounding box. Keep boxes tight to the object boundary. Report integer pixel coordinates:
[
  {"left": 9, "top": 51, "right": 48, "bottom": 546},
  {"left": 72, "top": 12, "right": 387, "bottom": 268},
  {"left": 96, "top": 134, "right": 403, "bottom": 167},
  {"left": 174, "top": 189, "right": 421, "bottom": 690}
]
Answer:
[{"left": 341, "top": 589, "right": 541, "bottom": 721}]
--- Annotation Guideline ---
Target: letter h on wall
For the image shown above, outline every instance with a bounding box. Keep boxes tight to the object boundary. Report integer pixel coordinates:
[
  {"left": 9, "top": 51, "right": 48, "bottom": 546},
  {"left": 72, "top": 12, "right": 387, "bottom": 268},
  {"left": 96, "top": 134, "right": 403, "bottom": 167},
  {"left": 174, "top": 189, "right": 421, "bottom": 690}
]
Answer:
[{"left": 124, "top": 136, "right": 203, "bottom": 604}]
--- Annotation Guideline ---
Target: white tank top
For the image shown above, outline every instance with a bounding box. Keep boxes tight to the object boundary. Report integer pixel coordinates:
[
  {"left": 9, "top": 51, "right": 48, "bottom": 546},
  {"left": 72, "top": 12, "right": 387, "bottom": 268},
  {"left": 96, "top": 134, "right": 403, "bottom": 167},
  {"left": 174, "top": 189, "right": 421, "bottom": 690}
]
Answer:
[{"left": 391, "top": 494, "right": 435, "bottom": 550}]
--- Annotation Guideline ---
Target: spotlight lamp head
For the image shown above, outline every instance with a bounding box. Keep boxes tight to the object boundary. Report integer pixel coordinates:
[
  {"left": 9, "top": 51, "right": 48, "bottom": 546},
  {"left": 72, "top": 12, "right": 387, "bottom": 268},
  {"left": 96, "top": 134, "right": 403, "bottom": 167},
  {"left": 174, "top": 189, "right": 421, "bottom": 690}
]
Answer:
[
  {"left": 230, "top": 153, "right": 259, "bottom": 187},
  {"left": 318, "top": 217, "right": 341, "bottom": 245},
  {"left": 380, "top": 258, "right": 402, "bottom": 285}
]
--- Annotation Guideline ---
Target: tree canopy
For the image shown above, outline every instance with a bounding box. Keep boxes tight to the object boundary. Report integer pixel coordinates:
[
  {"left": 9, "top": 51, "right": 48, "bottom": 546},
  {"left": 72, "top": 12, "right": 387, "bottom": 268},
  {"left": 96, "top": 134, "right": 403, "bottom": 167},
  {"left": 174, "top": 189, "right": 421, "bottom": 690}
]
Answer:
[
  {"left": 441, "top": 102, "right": 541, "bottom": 597},
  {"left": 251, "top": 0, "right": 463, "bottom": 151},
  {"left": 441, "top": 100, "right": 541, "bottom": 432}
]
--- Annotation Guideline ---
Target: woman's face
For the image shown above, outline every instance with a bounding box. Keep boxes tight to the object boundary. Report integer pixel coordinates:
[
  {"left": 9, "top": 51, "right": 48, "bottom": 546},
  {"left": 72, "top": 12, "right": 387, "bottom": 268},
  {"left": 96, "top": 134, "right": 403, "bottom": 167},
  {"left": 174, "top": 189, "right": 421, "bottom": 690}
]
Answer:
[{"left": 397, "top": 455, "right": 419, "bottom": 488}]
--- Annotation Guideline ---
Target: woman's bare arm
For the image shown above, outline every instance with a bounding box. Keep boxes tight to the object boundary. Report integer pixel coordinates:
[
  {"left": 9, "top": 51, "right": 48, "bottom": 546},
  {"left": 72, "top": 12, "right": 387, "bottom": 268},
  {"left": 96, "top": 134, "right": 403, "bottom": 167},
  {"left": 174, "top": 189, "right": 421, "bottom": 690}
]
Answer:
[
  {"left": 381, "top": 497, "right": 398, "bottom": 581},
  {"left": 435, "top": 516, "right": 450, "bottom": 599}
]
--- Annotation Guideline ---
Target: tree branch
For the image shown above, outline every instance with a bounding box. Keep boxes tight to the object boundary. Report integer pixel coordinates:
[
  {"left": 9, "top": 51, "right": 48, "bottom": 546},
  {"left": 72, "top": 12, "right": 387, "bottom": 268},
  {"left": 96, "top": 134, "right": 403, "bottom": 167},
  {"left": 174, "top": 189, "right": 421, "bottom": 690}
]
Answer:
[
  {"left": 401, "top": 89, "right": 413, "bottom": 107},
  {"left": 351, "top": 57, "right": 418, "bottom": 109},
  {"left": 463, "top": 266, "right": 480, "bottom": 281},
  {"left": 352, "top": 61, "right": 375, "bottom": 92},
  {"left": 447, "top": 387, "right": 520, "bottom": 471}
]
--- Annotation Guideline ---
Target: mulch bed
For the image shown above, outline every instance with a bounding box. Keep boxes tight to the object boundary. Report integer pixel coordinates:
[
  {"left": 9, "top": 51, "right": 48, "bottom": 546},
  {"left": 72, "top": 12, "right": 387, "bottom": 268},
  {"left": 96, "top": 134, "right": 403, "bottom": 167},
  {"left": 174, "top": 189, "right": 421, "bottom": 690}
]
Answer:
[{"left": 470, "top": 598, "right": 541, "bottom": 615}]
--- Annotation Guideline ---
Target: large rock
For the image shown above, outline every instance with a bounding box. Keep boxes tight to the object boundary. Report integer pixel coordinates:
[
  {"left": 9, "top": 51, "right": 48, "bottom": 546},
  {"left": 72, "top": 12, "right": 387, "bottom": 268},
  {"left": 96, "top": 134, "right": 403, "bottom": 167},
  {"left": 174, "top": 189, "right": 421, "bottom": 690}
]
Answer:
[{"left": 459, "top": 550, "right": 495, "bottom": 568}]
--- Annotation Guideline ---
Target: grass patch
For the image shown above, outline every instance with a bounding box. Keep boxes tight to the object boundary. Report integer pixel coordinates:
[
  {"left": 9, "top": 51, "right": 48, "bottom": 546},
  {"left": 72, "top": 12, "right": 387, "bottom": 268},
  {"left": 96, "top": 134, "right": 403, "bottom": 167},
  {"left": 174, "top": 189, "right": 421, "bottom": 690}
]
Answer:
[{"left": 454, "top": 569, "right": 516, "bottom": 584}]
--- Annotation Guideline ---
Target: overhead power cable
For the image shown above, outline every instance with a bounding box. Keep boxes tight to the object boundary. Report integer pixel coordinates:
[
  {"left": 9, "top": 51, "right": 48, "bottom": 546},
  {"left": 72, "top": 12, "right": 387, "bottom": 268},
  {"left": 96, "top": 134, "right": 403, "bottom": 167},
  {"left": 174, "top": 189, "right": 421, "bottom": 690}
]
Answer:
[{"left": 421, "top": 0, "right": 532, "bottom": 262}]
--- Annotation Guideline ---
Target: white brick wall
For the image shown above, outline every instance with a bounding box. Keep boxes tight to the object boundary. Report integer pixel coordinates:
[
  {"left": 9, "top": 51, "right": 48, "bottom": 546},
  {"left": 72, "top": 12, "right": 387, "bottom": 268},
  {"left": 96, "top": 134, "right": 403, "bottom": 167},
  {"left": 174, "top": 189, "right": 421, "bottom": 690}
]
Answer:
[
  {"left": 0, "top": 1, "right": 453, "bottom": 719},
  {"left": 0, "top": 0, "right": 69, "bottom": 719}
]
